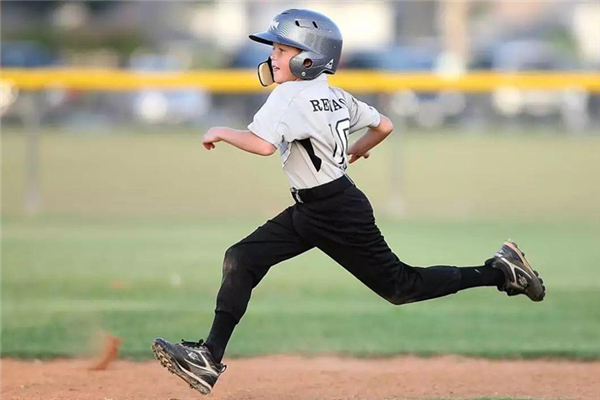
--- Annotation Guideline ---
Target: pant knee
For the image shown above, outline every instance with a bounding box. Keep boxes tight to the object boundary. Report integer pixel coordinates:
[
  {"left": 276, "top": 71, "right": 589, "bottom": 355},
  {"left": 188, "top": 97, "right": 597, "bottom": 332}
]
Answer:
[
  {"left": 222, "top": 245, "right": 244, "bottom": 277},
  {"left": 387, "top": 292, "right": 409, "bottom": 306}
]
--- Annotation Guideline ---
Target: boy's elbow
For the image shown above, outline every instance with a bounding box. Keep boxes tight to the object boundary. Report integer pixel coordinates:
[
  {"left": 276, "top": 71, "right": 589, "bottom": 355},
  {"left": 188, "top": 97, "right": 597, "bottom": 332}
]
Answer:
[
  {"left": 258, "top": 143, "right": 277, "bottom": 156},
  {"left": 374, "top": 115, "right": 393, "bottom": 136},
  {"left": 248, "top": 130, "right": 277, "bottom": 156}
]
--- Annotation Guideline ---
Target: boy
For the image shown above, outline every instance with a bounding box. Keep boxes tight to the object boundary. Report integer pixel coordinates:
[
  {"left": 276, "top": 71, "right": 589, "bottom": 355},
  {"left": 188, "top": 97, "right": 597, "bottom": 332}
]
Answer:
[{"left": 152, "top": 9, "right": 545, "bottom": 395}]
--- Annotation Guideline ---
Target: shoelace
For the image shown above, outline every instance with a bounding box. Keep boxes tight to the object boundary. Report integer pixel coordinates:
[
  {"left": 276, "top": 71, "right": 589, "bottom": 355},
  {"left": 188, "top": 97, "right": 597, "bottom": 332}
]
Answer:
[
  {"left": 179, "top": 339, "right": 227, "bottom": 372},
  {"left": 180, "top": 339, "right": 205, "bottom": 348}
]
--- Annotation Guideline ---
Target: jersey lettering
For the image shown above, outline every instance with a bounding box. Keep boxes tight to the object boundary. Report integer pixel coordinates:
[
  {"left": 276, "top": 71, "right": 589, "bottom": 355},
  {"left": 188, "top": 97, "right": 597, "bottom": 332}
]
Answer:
[
  {"left": 309, "top": 98, "right": 346, "bottom": 113},
  {"left": 310, "top": 100, "right": 323, "bottom": 112},
  {"left": 331, "top": 99, "right": 343, "bottom": 111}
]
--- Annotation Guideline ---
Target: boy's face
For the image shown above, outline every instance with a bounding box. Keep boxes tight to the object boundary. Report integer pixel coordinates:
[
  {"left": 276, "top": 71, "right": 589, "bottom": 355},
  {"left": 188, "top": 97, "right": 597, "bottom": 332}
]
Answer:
[{"left": 270, "top": 42, "right": 301, "bottom": 84}]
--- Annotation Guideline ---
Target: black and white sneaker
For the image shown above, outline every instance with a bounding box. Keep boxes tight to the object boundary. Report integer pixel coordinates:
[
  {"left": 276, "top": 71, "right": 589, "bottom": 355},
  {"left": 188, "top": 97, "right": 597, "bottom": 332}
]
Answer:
[
  {"left": 491, "top": 240, "right": 546, "bottom": 302},
  {"left": 152, "top": 338, "right": 226, "bottom": 395}
]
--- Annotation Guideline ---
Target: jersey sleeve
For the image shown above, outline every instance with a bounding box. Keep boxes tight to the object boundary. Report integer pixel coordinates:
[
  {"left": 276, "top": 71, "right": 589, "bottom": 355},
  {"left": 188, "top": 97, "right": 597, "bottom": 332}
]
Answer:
[
  {"left": 247, "top": 85, "right": 310, "bottom": 148},
  {"left": 247, "top": 90, "right": 286, "bottom": 148},
  {"left": 344, "top": 92, "right": 381, "bottom": 134}
]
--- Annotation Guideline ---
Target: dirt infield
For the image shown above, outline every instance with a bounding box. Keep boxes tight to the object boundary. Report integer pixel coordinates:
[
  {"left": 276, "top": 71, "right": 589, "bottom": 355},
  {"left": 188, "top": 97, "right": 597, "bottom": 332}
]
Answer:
[{"left": 2, "top": 356, "right": 599, "bottom": 400}]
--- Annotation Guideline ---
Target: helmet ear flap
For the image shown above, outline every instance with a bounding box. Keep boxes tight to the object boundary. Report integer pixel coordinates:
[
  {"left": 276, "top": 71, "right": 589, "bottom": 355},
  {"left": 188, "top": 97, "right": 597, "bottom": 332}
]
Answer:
[{"left": 257, "top": 58, "right": 274, "bottom": 87}]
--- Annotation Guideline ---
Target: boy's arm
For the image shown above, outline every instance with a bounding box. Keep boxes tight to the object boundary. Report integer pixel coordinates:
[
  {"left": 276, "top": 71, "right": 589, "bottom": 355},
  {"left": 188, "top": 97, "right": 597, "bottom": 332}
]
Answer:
[
  {"left": 347, "top": 114, "right": 394, "bottom": 164},
  {"left": 202, "top": 127, "right": 277, "bottom": 156}
]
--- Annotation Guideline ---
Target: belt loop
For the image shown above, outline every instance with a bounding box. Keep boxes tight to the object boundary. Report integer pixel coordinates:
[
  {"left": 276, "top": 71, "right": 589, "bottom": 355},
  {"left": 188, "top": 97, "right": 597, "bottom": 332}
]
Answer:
[{"left": 291, "top": 188, "right": 303, "bottom": 203}]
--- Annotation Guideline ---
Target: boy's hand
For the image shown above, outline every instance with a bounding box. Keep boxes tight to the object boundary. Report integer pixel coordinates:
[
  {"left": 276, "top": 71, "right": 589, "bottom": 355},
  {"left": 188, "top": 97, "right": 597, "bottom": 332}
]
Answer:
[
  {"left": 346, "top": 115, "right": 393, "bottom": 164},
  {"left": 348, "top": 150, "right": 370, "bottom": 164},
  {"left": 202, "top": 128, "right": 222, "bottom": 150}
]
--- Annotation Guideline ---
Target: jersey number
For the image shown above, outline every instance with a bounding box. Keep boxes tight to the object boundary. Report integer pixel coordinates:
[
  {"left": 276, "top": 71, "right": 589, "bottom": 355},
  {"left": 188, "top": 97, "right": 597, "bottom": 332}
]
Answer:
[{"left": 330, "top": 118, "right": 350, "bottom": 169}]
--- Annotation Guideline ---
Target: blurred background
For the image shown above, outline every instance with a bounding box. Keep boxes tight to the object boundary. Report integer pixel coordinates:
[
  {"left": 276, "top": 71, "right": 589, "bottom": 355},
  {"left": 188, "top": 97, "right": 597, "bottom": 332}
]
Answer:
[
  {"left": 1, "top": 1, "right": 599, "bottom": 359},
  {"left": 2, "top": 0, "right": 600, "bottom": 218},
  {"left": 1, "top": 0, "right": 599, "bottom": 218}
]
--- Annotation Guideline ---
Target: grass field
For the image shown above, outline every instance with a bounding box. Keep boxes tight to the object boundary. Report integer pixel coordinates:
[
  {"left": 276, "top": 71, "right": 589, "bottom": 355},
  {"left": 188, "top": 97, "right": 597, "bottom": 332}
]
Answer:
[
  {"left": 2, "top": 129, "right": 599, "bottom": 219},
  {"left": 2, "top": 215, "right": 599, "bottom": 359},
  {"left": 2, "top": 130, "right": 599, "bottom": 361}
]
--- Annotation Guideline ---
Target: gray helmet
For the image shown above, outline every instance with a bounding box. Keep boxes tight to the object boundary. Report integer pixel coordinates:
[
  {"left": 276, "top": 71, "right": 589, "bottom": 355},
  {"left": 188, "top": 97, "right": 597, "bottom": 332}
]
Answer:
[{"left": 249, "top": 9, "right": 343, "bottom": 86}]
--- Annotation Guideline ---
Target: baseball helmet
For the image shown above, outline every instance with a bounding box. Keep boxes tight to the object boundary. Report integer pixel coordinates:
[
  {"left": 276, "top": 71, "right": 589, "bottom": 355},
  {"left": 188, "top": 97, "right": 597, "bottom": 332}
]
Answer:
[{"left": 249, "top": 9, "right": 343, "bottom": 86}]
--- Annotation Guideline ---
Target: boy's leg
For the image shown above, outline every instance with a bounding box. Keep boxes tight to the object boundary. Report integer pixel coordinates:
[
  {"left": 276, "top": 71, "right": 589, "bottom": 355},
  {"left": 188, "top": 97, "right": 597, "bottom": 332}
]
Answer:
[
  {"left": 152, "top": 207, "right": 312, "bottom": 395},
  {"left": 294, "top": 186, "right": 503, "bottom": 305},
  {"left": 206, "top": 206, "right": 313, "bottom": 362},
  {"left": 458, "top": 262, "right": 505, "bottom": 290}
]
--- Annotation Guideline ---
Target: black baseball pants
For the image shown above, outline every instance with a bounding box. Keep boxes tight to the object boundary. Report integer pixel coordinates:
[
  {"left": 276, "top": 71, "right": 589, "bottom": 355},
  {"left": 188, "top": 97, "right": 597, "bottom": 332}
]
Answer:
[{"left": 215, "top": 180, "right": 463, "bottom": 322}]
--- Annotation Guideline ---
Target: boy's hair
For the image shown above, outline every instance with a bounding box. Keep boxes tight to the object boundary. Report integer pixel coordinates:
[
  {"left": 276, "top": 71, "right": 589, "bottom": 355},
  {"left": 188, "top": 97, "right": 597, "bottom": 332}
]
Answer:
[{"left": 249, "top": 9, "right": 343, "bottom": 86}]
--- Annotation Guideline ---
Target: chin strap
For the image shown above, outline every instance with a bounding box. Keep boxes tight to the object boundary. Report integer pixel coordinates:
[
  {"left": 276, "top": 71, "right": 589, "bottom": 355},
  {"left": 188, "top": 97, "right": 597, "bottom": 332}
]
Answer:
[{"left": 257, "top": 58, "right": 274, "bottom": 87}]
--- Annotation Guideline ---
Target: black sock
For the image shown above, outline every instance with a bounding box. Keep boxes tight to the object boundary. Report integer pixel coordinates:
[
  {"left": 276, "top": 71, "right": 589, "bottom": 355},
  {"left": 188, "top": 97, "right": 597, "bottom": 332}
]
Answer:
[
  {"left": 205, "top": 311, "right": 238, "bottom": 363},
  {"left": 458, "top": 264, "right": 505, "bottom": 290}
]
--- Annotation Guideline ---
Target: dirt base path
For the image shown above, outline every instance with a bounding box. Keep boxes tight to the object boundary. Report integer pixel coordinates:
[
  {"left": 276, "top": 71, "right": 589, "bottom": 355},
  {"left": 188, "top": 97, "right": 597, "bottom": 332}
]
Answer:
[{"left": 2, "top": 356, "right": 599, "bottom": 400}]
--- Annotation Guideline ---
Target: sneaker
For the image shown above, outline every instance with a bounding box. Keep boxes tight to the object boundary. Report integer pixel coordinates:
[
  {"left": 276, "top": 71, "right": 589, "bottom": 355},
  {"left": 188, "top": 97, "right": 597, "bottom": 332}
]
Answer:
[
  {"left": 491, "top": 240, "right": 546, "bottom": 302},
  {"left": 151, "top": 338, "right": 226, "bottom": 395}
]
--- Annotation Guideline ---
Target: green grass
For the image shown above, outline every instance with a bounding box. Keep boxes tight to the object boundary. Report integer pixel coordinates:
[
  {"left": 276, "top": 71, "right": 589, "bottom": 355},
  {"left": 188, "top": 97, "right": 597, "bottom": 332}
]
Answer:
[
  {"left": 2, "top": 215, "right": 599, "bottom": 359},
  {"left": 2, "top": 130, "right": 599, "bottom": 219},
  {"left": 1, "top": 130, "right": 599, "bottom": 360}
]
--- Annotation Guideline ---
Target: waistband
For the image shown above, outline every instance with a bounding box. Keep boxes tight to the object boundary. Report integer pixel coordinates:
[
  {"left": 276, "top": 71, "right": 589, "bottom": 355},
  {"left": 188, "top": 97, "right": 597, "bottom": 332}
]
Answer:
[{"left": 290, "top": 175, "right": 354, "bottom": 204}]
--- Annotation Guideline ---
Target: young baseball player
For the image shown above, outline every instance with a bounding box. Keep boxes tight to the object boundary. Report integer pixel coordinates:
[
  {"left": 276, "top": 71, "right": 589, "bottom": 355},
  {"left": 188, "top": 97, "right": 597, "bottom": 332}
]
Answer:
[{"left": 152, "top": 9, "right": 545, "bottom": 395}]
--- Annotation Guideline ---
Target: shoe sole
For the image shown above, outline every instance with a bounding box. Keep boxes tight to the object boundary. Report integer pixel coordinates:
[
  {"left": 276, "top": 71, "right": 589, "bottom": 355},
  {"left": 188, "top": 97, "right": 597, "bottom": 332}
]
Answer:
[
  {"left": 151, "top": 340, "right": 212, "bottom": 395},
  {"left": 504, "top": 241, "right": 545, "bottom": 301}
]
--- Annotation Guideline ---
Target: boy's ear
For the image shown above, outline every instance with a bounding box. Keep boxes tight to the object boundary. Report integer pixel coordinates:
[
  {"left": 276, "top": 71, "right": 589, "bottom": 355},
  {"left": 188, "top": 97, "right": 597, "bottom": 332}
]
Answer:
[{"left": 258, "top": 58, "right": 274, "bottom": 87}]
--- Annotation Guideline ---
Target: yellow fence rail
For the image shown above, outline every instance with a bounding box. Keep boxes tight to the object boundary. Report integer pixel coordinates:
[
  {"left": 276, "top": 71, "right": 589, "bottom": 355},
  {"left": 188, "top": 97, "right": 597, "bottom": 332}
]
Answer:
[{"left": 1, "top": 68, "right": 599, "bottom": 93}]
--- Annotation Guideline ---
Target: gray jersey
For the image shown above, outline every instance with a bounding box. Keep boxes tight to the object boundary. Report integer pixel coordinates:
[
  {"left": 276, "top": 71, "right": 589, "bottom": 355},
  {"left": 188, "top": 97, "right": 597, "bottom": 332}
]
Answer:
[{"left": 248, "top": 74, "right": 381, "bottom": 189}]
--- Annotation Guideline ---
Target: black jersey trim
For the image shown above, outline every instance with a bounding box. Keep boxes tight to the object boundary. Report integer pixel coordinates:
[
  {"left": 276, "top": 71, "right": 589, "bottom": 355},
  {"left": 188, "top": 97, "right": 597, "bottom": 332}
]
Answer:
[{"left": 297, "top": 138, "right": 322, "bottom": 172}]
